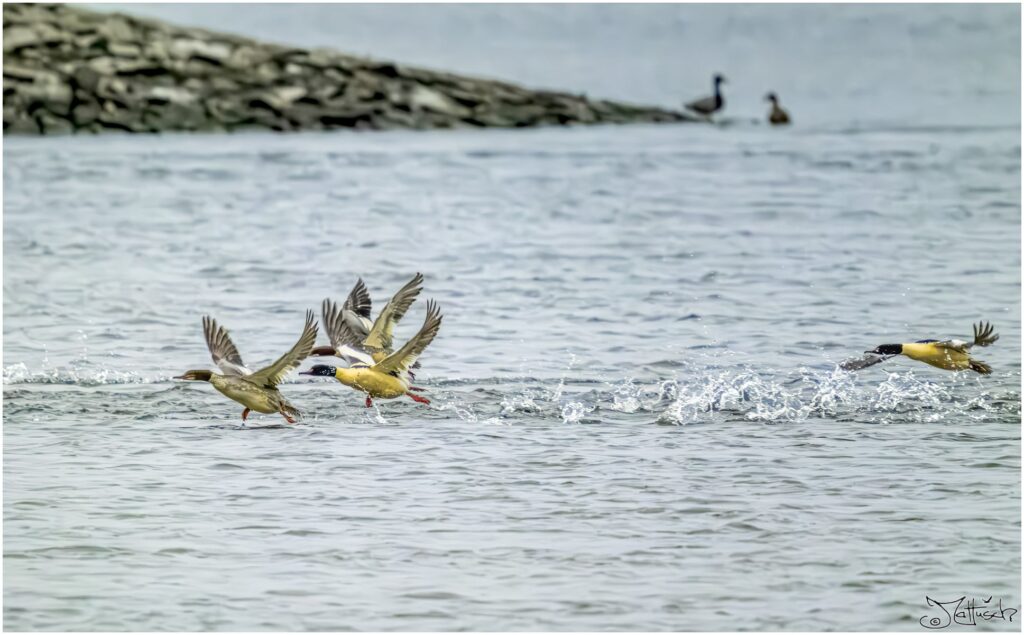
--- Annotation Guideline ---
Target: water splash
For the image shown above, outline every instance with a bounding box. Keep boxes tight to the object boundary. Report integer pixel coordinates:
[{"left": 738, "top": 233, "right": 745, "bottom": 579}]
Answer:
[
  {"left": 560, "top": 401, "right": 594, "bottom": 424},
  {"left": 3, "top": 362, "right": 152, "bottom": 386},
  {"left": 3, "top": 359, "right": 1017, "bottom": 427},
  {"left": 652, "top": 365, "right": 1014, "bottom": 425}
]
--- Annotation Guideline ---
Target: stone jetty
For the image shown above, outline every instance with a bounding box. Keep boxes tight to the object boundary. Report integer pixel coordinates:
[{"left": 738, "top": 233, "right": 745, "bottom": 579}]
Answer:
[{"left": 3, "top": 3, "right": 694, "bottom": 135}]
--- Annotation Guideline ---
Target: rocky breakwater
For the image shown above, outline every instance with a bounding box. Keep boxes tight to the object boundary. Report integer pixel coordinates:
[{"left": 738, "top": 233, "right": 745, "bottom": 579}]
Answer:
[{"left": 3, "top": 3, "right": 694, "bottom": 135}]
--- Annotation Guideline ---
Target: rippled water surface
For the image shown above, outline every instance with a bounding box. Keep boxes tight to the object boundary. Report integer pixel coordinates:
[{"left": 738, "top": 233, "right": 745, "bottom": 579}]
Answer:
[
  {"left": 5, "top": 4, "right": 1023, "bottom": 631},
  {"left": 5, "top": 122, "right": 1020, "bottom": 631}
]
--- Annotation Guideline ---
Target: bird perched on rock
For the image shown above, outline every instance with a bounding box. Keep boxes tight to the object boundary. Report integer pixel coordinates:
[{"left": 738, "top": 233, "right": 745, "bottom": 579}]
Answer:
[
  {"left": 302, "top": 300, "right": 442, "bottom": 407},
  {"left": 765, "top": 92, "right": 790, "bottom": 125},
  {"left": 684, "top": 74, "right": 726, "bottom": 119},
  {"left": 175, "top": 311, "right": 318, "bottom": 423},
  {"left": 840, "top": 321, "right": 999, "bottom": 374}
]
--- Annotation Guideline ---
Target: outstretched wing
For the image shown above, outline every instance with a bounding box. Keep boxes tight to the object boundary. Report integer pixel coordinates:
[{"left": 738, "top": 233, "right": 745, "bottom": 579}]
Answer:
[
  {"left": 839, "top": 354, "right": 892, "bottom": 372},
  {"left": 972, "top": 321, "right": 999, "bottom": 348},
  {"left": 341, "top": 278, "right": 373, "bottom": 339},
  {"left": 248, "top": 310, "right": 319, "bottom": 388},
  {"left": 202, "top": 316, "right": 252, "bottom": 376},
  {"left": 932, "top": 339, "right": 970, "bottom": 353},
  {"left": 323, "top": 297, "right": 365, "bottom": 349},
  {"left": 344, "top": 278, "right": 372, "bottom": 320},
  {"left": 363, "top": 272, "right": 424, "bottom": 352},
  {"left": 372, "top": 300, "right": 442, "bottom": 378},
  {"left": 321, "top": 298, "right": 376, "bottom": 367}
]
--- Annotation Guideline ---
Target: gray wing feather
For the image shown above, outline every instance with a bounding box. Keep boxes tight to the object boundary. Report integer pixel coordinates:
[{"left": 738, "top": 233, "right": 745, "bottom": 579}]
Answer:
[
  {"left": 248, "top": 310, "right": 319, "bottom": 388},
  {"left": 372, "top": 300, "right": 442, "bottom": 378},
  {"left": 972, "top": 321, "right": 999, "bottom": 348},
  {"left": 322, "top": 298, "right": 366, "bottom": 350},
  {"left": 202, "top": 316, "right": 252, "bottom": 376},
  {"left": 344, "top": 278, "right": 373, "bottom": 320}
]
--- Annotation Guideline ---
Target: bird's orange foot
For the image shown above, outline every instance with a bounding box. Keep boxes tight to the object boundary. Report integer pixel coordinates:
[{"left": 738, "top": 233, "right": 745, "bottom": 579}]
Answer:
[
  {"left": 241, "top": 408, "right": 251, "bottom": 421},
  {"left": 280, "top": 412, "right": 297, "bottom": 424},
  {"left": 365, "top": 396, "right": 373, "bottom": 408},
  {"left": 408, "top": 393, "right": 431, "bottom": 405}
]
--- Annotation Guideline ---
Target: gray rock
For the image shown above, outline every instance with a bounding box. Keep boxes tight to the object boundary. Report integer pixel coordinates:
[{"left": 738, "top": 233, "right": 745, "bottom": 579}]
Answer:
[
  {"left": 35, "top": 110, "right": 73, "bottom": 134},
  {"left": 272, "top": 85, "right": 307, "bottom": 107},
  {"left": 408, "top": 84, "right": 470, "bottom": 118},
  {"left": 106, "top": 41, "right": 142, "bottom": 58},
  {"left": 142, "top": 101, "right": 208, "bottom": 131},
  {"left": 95, "top": 16, "right": 137, "bottom": 43},
  {"left": 20, "top": 78, "right": 73, "bottom": 116},
  {"left": 146, "top": 85, "right": 197, "bottom": 106},
  {"left": 97, "top": 106, "right": 147, "bottom": 132},
  {"left": 86, "top": 56, "right": 117, "bottom": 76},
  {"left": 33, "top": 21, "right": 70, "bottom": 47},
  {"left": 71, "top": 66, "right": 101, "bottom": 92},
  {"left": 169, "top": 38, "right": 232, "bottom": 64},
  {"left": 71, "top": 100, "right": 100, "bottom": 127},
  {"left": 4, "top": 108, "right": 40, "bottom": 134},
  {"left": 224, "top": 46, "right": 271, "bottom": 72},
  {"left": 4, "top": 27, "right": 40, "bottom": 54},
  {"left": 3, "top": 64, "right": 45, "bottom": 83}
]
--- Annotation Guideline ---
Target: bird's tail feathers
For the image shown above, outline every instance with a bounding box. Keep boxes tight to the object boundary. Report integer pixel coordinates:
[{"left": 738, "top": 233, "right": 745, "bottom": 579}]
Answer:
[
  {"left": 969, "top": 359, "right": 992, "bottom": 375},
  {"left": 281, "top": 401, "right": 302, "bottom": 419}
]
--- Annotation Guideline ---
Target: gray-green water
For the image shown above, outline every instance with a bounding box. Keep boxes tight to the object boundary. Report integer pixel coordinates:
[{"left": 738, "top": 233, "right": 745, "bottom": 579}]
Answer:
[{"left": 5, "top": 4, "right": 1021, "bottom": 631}]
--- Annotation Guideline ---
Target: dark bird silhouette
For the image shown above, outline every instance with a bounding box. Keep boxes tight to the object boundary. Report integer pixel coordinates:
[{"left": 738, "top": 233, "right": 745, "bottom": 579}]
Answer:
[
  {"left": 765, "top": 92, "right": 790, "bottom": 125},
  {"left": 684, "top": 74, "right": 726, "bottom": 118}
]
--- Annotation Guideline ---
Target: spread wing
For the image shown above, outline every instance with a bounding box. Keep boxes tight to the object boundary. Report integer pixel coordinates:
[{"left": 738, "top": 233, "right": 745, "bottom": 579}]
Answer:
[
  {"left": 363, "top": 272, "right": 424, "bottom": 352},
  {"left": 972, "top": 321, "right": 999, "bottom": 348},
  {"left": 248, "top": 310, "right": 319, "bottom": 388},
  {"left": 839, "top": 354, "right": 892, "bottom": 372},
  {"left": 925, "top": 322, "right": 998, "bottom": 353},
  {"left": 932, "top": 339, "right": 970, "bottom": 353},
  {"left": 372, "top": 300, "right": 442, "bottom": 378},
  {"left": 323, "top": 297, "right": 365, "bottom": 350},
  {"left": 344, "top": 278, "right": 372, "bottom": 320},
  {"left": 202, "top": 316, "right": 252, "bottom": 376},
  {"left": 341, "top": 278, "right": 373, "bottom": 339},
  {"left": 321, "top": 298, "right": 376, "bottom": 366}
]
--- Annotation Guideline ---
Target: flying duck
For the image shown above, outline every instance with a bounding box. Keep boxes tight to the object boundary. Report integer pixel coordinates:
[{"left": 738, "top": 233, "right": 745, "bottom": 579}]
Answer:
[
  {"left": 310, "top": 273, "right": 424, "bottom": 367},
  {"left": 175, "top": 311, "right": 318, "bottom": 423},
  {"left": 684, "top": 74, "right": 726, "bottom": 118},
  {"left": 765, "top": 92, "right": 790, "bottom": 125},
  {"left": 301, "top": 300, "right": 442, "bottom": 408},
  {"left": 840, "top": 321, "right": 999, "bottom": 374}
]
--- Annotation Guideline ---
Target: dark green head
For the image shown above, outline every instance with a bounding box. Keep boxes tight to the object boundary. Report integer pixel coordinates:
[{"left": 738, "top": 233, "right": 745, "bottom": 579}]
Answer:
[
  {"left": 300, "top": 365, "right": 336, "bottom": 377},
  {"left": 175, "top": 370, "right": 213, "bottom": 381},
  {"left": 868, "top": 344, "right": 903, "bottom": 356}
]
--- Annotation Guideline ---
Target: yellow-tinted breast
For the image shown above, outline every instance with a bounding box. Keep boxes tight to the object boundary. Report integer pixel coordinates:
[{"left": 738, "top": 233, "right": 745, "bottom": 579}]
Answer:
[
  {"left": 334, "top": 367, "right": 407, "bottom": 399},
  {"left": 900, "top": 342, "right": 971, "bottom": 371}
]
